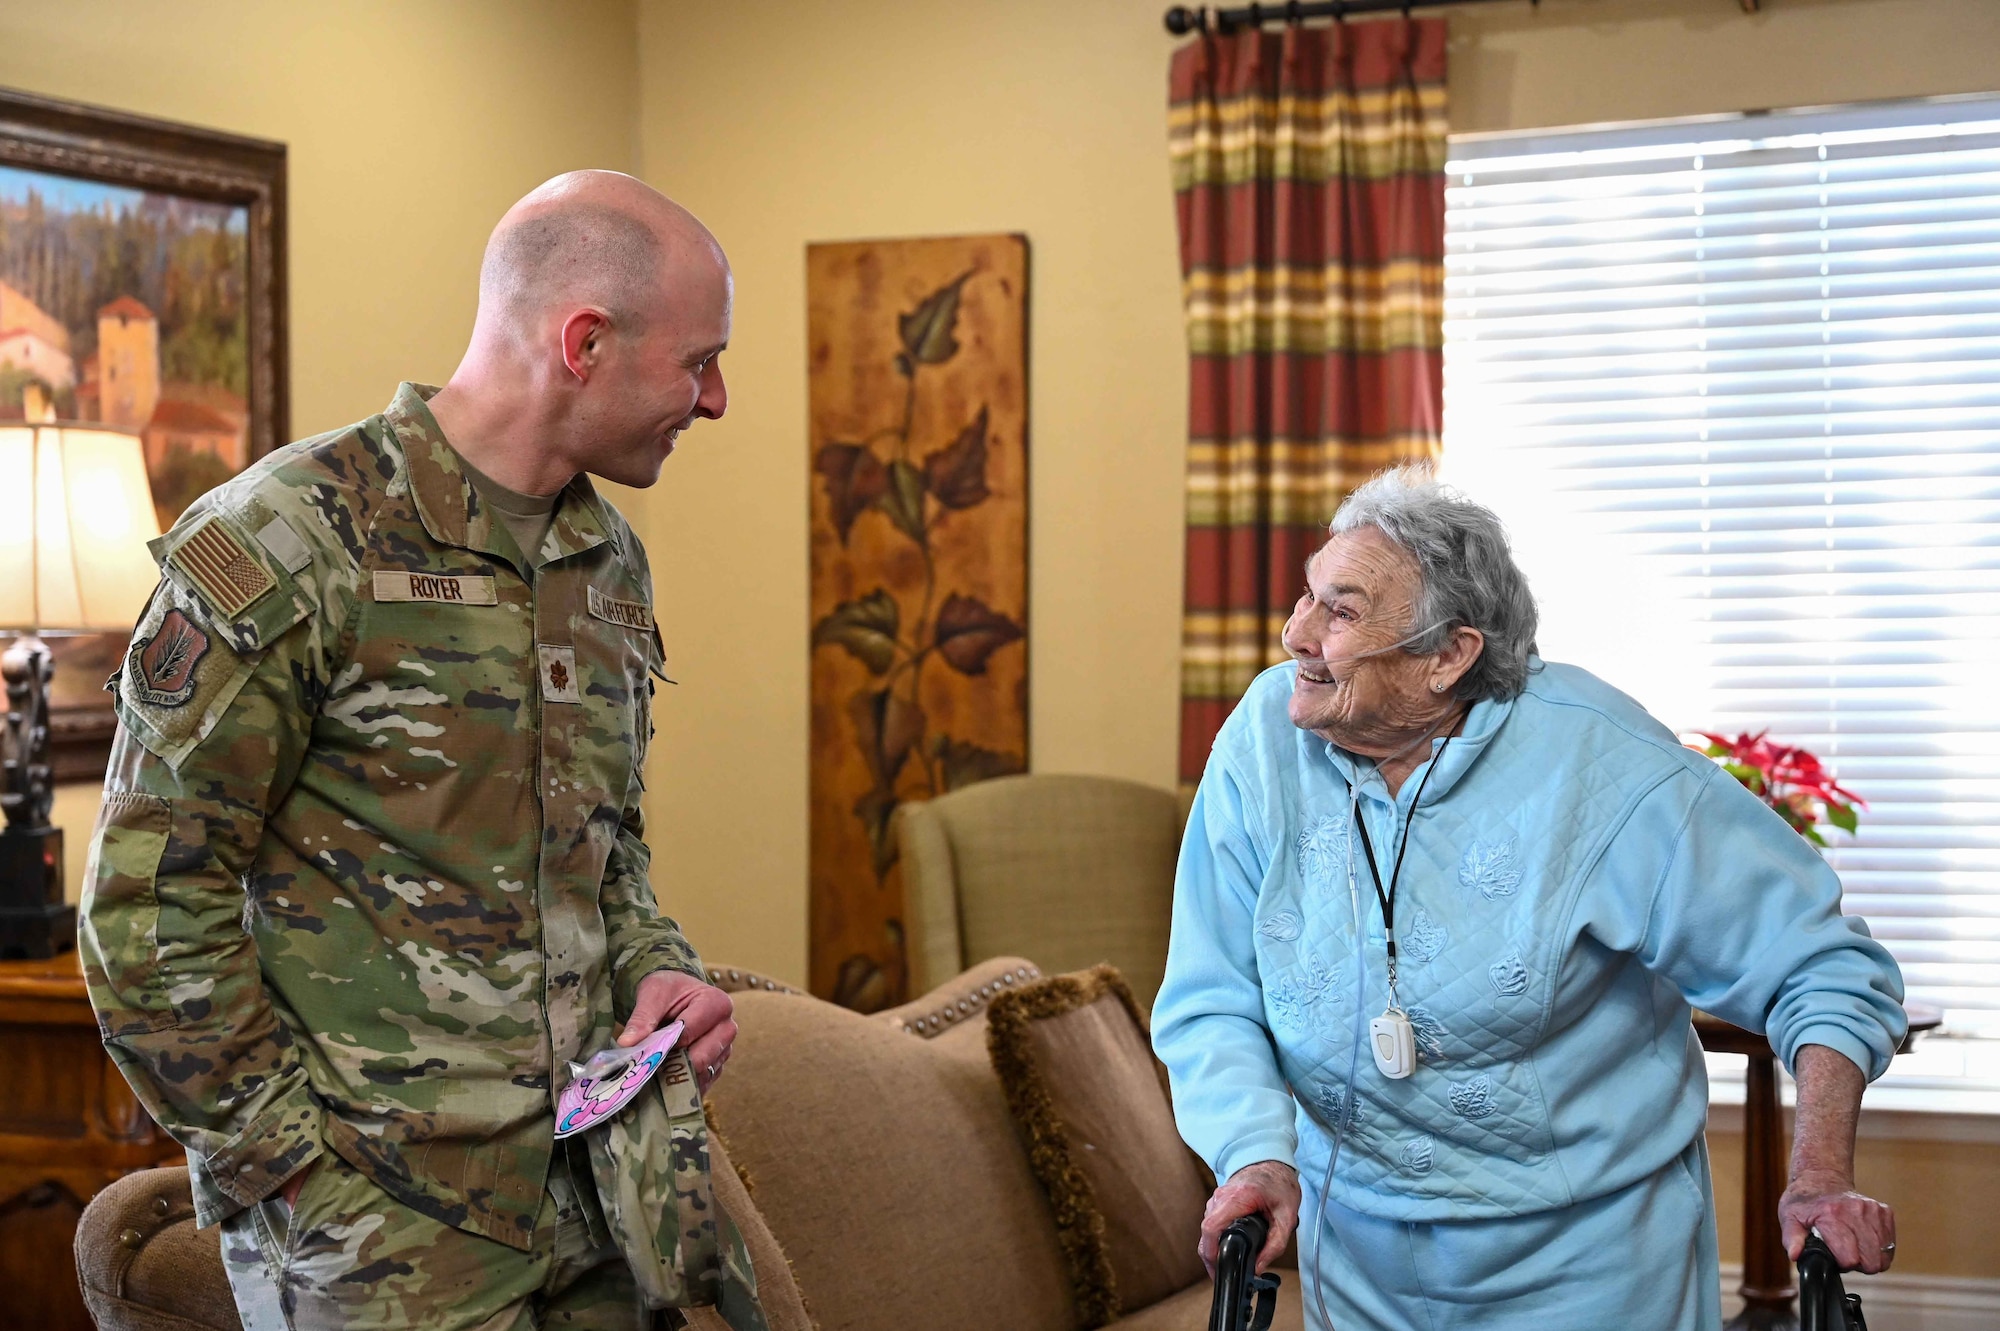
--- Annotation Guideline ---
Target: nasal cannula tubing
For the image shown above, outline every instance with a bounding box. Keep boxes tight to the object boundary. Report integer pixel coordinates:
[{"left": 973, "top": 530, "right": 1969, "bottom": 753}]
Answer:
[
  {"left": 1301, "top": 620, "right": 1451, "bottom": 671},
  {"left": 1306, "top": 783, "right": 1371, "bottom": 1331}
]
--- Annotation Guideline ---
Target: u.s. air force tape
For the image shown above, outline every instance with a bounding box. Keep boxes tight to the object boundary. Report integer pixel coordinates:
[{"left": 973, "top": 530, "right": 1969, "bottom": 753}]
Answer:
[
  {"left": 587, "top": 585, "right": 653, "bottom": 630},
  {"left": 372, "top": 570, "right": 499, "bottom": 605}
]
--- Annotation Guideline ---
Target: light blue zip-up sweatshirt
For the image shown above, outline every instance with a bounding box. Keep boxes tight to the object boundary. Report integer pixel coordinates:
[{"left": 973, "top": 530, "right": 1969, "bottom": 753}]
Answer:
[{"left": 1153, "top": 659, "right": 1907, "bottom": 1220}]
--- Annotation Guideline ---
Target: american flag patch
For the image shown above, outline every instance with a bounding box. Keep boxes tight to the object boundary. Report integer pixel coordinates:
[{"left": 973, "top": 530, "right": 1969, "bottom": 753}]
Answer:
[{"left": 169, "top": 517, "right": 274, "bottom": 617}]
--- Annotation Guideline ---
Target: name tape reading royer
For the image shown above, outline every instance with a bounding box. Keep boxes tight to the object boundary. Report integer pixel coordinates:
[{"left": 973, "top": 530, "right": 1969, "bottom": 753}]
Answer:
[{"left": 372, "top": 570, "right": 500, "bottom": 605}]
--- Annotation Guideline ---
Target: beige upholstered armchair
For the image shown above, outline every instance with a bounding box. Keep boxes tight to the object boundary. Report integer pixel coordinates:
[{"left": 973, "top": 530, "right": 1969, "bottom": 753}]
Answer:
[{"left": 896, "top": 774, "right": 1182, "bottom": 1007}]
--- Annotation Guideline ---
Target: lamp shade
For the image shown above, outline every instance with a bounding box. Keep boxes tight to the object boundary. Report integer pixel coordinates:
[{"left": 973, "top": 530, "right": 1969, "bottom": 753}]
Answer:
[{"left": 0, "top": 423, "right": 164, "bottom": 632}]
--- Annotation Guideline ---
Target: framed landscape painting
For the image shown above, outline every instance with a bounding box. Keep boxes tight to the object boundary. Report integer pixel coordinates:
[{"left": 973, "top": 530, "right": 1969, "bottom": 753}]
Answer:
[{"left": 0, "top": 88, "right": 287, "bottom": 779}]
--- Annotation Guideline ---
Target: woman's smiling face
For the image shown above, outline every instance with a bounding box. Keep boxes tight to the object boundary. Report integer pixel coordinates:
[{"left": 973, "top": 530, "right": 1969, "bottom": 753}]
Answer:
[{"left": 1281, "top": 527, "right": 1450, "bottom": 751}]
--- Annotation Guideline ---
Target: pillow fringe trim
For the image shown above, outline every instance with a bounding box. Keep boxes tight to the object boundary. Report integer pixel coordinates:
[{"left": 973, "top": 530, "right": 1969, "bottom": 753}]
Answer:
[{"left": 985, "top": 963, "right": 1150, "bottom": 1329}]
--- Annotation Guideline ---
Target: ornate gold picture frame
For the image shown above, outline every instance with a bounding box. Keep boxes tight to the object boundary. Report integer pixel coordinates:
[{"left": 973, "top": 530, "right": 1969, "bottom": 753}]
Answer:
[{"left": 0, "top": 88, "right": 287, "bottom": 780}]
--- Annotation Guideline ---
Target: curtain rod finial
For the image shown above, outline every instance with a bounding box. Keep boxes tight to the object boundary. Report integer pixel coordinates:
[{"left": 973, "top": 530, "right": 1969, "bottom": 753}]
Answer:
[{"left": 1165, "top": 5, "right": 1202, "bottom": 34}]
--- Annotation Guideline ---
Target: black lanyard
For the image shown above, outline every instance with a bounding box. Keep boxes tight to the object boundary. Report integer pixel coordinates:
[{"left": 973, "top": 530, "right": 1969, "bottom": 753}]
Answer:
[{"left": 1352, "top": 734, "right": 1452, "bottom": 974}]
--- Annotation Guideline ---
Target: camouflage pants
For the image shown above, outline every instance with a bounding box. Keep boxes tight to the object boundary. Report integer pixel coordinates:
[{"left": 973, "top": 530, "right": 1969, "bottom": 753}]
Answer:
[{"left": 220, "top": 1148, "right": 662, "bottom": 1331}]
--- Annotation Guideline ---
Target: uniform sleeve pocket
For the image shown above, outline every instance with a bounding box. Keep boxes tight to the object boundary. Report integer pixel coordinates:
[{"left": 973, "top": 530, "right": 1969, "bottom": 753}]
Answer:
[
  {"left": 79, "top": 791, "right": 177, "bottom": 1036},
  {"left": 114, "top": 577, "right": 309, "bottom": 771}
]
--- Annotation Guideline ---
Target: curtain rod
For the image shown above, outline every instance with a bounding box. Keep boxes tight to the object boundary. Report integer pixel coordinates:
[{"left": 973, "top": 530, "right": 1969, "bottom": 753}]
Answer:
[{"left": 1164, "top": 0, "right": 1758, "bottom": 36}]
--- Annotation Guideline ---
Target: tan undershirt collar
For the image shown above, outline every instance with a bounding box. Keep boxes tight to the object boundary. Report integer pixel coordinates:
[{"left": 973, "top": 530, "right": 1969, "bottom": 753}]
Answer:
[{"left": 456, "top": 450, "right": 560, "bottom": 566}]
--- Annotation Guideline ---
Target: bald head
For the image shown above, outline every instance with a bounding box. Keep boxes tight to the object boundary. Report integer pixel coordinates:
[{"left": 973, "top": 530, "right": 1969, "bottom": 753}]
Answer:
[
  {"left": 433, "top": 171, "right": 732, "bottom": 495},
  {"left": 477, "top": 170, "right": 724, "bottom": 336}
]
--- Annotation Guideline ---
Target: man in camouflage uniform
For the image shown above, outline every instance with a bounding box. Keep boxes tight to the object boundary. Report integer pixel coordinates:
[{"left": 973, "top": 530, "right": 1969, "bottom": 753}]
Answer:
[{"left": 82, "top": 172, "right": 754, "bottom": 1329}]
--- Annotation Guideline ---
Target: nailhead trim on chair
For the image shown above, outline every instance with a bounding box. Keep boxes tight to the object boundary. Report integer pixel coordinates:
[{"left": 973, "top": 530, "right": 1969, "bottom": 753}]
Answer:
[
  {"left": 699, "top": 962, "right": 1043, "bottom": 1035},
  {"left": 900, "top": 964, "right": 1041, "bottom": 1037},
  {"left": 706, "top": 968, "right": 805, "bottom": 995}
]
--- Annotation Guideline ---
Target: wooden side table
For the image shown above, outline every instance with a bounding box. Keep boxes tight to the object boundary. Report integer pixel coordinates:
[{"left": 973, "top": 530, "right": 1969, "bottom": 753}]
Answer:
[
  {"left": 1696, "top": 1002, "right": 1941, "bottom": 1331},
  {"left": 0, "top": 951, "right": 185, "bottom": 1331}
]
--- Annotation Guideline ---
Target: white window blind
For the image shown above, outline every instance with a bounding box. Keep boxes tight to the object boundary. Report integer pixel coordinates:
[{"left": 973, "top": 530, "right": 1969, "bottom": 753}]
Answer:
[{"left": 1441, "top": 97, "right": 2000, "bottom": 1039}]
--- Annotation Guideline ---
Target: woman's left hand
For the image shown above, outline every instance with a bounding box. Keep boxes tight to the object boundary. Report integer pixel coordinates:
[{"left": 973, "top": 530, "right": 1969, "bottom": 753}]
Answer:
[{"left": 1779, "top": 1168, "right": 1896, "bottom": 1273}]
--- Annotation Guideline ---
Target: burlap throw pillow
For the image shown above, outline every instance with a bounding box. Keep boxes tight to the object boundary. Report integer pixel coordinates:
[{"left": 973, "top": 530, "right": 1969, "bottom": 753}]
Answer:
[
  {"left": 986, "top": 965, "right": 1211, "bottom": 1327},
  {"left": 701, "top": 962, "right": 1077, "bottom": 1331}
]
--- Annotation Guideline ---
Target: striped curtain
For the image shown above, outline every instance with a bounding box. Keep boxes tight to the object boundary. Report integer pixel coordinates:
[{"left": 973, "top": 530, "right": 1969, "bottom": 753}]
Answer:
[{"left": 1169, "top": 19, "right": 1448, "bottom": 785}]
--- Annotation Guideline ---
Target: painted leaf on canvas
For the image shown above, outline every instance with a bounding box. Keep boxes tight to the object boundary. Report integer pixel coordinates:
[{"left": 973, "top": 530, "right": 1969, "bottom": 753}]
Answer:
[
  {"left": 934, "top": 593, "right": 1024, "bottom": 676},
  {"left": 923, "top": 406, "right": 991, "bottom": 510},
  {"left": 812, "top": 590, "right": 901, "bottom": 676}
]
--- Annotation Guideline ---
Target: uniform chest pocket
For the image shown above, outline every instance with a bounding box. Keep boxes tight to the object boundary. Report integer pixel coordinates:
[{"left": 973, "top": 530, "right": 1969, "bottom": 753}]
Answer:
[
  {"left": 333, "top": 592, "right": 533, "bottom": 766},
  {"left": 570, "top": 615, "right": 657, "bottom": 797}
]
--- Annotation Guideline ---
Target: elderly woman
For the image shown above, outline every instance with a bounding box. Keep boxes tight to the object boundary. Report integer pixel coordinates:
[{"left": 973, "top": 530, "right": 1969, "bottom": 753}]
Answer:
[{"left": 1152, "top": 467, "right": 1905, "bottom": 1330}]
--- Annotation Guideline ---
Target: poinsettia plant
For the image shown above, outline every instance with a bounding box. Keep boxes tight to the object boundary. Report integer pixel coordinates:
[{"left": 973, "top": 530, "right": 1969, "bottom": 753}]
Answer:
[{"left": 1690, "top": 731, "right": 1864, "bottom": 849}]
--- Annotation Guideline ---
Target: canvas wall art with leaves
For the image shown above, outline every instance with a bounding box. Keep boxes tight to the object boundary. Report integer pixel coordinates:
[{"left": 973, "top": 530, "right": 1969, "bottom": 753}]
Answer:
[{"left": 807, "top": 234, "right": 1028, "bottom": 1011}]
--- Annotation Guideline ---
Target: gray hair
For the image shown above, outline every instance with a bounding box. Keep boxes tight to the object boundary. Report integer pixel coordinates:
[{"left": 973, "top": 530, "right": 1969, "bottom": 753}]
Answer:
[{"left": 1329, "top": 465, "right": 1539, "bottom": 702}]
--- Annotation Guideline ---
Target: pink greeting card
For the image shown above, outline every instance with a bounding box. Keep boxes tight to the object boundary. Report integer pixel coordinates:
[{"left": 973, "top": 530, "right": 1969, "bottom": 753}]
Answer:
[{"left": 554, "top": 1019, "right": 685, "bottom": 1140}]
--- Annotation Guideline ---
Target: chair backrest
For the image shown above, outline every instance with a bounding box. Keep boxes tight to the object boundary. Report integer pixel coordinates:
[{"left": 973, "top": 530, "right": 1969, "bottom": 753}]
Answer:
[{"left": 897, "top": 774, "right": 1181, "bottom": 1006}]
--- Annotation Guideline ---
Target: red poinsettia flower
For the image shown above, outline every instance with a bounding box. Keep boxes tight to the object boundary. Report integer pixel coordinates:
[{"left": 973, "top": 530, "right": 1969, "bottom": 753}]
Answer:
[{"left": 1688, "top": 730, "right": 1865, "bottom": 849}]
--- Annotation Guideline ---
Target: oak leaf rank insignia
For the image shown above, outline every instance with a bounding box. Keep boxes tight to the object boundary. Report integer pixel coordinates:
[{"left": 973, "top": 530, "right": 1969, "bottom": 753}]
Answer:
[{"left": 539, "top": 644, "right": 581, "bottom": 704}]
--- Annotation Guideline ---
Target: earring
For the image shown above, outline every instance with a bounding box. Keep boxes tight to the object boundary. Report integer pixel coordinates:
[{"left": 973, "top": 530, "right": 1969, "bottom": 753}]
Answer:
[{"left": 1432, "top": 682, "right": 1446, "bottom": 693}]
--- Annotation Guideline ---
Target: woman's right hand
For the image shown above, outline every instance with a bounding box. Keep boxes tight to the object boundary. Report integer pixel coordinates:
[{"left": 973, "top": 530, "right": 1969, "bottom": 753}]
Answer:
[{"left": 1198, "top": 1159, "right": 1301, "bottom": 1277}]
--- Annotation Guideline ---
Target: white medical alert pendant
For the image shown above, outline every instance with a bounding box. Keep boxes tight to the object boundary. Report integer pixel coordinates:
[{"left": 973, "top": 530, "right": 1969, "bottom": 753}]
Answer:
[{"left": 1370, "top": 1008, "right": 1417, "bottom": 1079}]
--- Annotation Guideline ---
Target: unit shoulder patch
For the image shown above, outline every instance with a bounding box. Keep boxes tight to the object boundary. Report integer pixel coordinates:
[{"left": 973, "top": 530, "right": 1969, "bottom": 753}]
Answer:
[
  {"left": 114, "top": 580, "right": 271, "bottom": 769},
  {"left": 587, "top": 585, "right": 653, "bottom": 631},
  {"left": 168, "top": 516, "right": 275, "bottom": 618},
  {"left": 372, "top": 570, "right": 500, "bottom": 605},
  {"left": 127, "top": 609, "right": 209, "bottom": 707}
]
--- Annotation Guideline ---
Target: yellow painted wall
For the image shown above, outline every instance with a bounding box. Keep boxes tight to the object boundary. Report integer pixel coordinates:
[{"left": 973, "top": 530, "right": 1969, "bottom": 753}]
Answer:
[
  {"left": 0, "top": 0, "right": 643, "bottom": 902},
  {"left": 1449, "top": 0, "right": 2000, "bottom": 135}
]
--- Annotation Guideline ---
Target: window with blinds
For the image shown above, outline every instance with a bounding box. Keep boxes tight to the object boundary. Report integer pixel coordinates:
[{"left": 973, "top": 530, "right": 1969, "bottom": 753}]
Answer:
[{"left": 1440, "top": 97, "right": 2000, "bottom": 1040}]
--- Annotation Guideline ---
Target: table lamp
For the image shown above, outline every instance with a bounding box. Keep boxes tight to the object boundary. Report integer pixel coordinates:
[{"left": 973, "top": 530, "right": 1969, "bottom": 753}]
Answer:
[{"left": 0, "top": 389, "right": 162, "bottom": 958}]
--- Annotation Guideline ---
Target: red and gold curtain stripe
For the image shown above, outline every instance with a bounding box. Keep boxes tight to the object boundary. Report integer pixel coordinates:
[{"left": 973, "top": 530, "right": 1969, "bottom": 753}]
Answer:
[
  {"left": 1170, "top": 19, "right": 1448, "bottom": 786},
  {"left": 1169, "top": 89, "right": 1450, "bottom": 188}
]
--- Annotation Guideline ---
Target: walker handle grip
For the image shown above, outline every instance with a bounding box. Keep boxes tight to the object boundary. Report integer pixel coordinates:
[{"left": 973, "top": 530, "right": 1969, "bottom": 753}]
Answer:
[
  {"left": 1209, "top": 1213, "right": 1282, "bottom": 1331},
  {"left": 1798, "top": 1232, "right": 1868, "bottom": 1331}
]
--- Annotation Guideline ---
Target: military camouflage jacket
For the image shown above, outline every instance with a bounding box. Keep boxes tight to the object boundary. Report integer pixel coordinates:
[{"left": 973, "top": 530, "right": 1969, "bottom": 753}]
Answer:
[{"left": 81, "top": 383, "right": 702, "bottom": 1249}]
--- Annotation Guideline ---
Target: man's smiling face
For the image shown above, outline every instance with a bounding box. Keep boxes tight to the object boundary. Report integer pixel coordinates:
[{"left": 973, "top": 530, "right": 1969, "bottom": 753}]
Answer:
[
  {"left": 1281, "top": 527, "right": 1441, "bottom": 746},
  {"left": 574, "top": 259, "right": 732, "bottom": 489}
]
